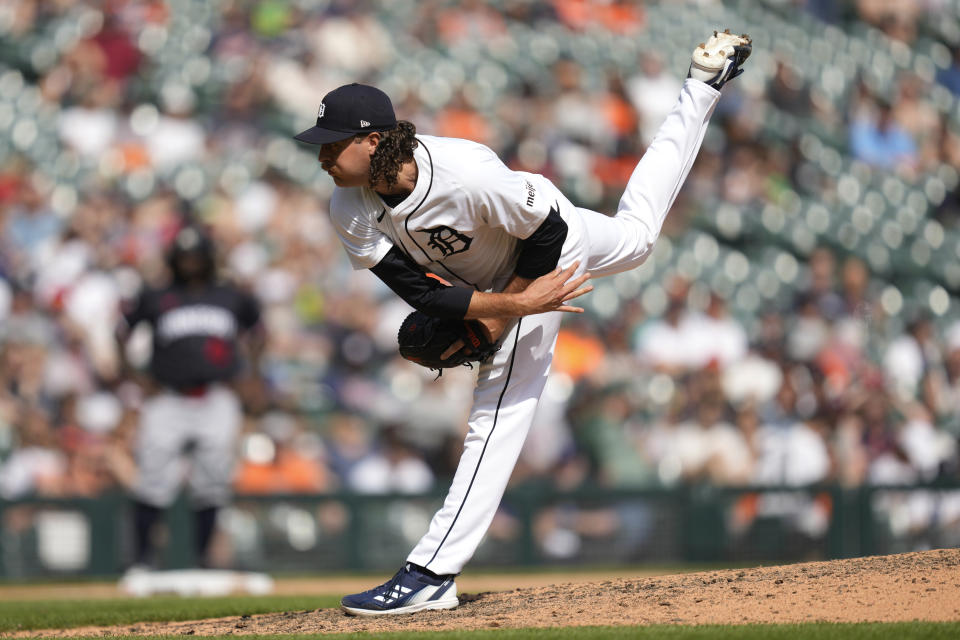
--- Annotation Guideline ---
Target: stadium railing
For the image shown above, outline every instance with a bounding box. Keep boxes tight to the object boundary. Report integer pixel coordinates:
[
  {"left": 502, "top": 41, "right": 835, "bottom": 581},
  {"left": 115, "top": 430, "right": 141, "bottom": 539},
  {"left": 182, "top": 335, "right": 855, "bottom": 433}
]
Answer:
[{"left": 1, "top": 483, "right": 958, "bottom": 578}]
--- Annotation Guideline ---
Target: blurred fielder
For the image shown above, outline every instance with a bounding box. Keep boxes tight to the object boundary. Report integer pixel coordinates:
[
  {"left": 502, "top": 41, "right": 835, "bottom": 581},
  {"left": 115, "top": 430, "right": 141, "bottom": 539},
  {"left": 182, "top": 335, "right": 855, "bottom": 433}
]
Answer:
[{"left": 117, "top": 225, "right": 264, "bottom": 570}]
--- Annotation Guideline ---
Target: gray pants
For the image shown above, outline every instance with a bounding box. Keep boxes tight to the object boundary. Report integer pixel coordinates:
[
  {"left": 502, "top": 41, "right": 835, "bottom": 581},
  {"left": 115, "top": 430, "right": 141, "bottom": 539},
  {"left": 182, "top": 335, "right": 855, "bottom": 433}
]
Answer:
[{"left": 134, "top": 384, "right": 241, "bottom": 509}]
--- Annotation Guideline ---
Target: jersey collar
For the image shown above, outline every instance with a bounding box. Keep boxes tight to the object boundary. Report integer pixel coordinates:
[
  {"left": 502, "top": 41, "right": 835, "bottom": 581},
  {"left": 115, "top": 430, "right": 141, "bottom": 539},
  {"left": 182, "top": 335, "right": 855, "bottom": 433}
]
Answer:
[{"left": 381, "top": 137, "right": 433, "bottom": 215}]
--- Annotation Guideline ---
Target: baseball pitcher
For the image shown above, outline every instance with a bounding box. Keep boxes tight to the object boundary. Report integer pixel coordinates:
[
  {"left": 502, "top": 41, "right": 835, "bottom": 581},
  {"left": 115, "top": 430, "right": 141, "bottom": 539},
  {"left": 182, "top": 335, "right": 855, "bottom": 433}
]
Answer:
[{"left": 294, "top": 31, "right": 751, "bottom": 615}]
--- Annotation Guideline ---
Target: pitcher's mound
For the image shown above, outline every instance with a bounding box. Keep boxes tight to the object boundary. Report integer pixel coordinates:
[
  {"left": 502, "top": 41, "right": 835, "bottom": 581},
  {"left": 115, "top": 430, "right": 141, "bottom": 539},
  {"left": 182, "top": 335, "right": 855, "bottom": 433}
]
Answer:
[{"left": 20, "top": 549, "right": 960, "bottom": 637}]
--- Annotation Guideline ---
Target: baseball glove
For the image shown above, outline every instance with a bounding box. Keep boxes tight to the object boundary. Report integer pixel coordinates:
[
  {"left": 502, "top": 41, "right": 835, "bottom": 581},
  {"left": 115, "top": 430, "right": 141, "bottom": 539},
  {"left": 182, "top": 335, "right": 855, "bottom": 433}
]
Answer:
[{"left": 398, "top": 311, "right": 499, "bottom": 372}]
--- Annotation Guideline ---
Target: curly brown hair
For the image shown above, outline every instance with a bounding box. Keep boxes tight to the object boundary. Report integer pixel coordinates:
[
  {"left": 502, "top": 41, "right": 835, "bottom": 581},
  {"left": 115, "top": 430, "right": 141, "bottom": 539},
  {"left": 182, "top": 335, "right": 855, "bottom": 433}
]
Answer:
[{"left": 368, "top": 120, "right": 418, "bottom": 189}]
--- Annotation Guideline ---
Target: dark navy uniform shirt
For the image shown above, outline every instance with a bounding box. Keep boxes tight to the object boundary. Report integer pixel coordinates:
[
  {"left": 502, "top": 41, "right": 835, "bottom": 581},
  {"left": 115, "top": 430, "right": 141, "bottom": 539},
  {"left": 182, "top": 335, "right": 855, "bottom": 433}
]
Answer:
[{"left": 122, "top": 283, "right": 261, "bottom": 389}]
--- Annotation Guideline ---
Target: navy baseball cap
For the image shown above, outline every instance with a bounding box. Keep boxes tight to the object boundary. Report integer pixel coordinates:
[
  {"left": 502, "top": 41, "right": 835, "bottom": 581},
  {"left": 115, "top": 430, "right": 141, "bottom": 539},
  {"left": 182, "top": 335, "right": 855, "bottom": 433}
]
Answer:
[{"left": 294, "top": 83, "right": 397, "bottom": 145}]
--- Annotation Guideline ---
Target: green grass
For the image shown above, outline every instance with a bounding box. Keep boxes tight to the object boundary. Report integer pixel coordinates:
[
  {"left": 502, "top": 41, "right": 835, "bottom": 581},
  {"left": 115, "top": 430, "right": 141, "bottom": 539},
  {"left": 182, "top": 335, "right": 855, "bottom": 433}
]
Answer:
[
  {"left": 3, "top": 597, "right": 957, "bottom": 639},
  {"left": 0, "top": 595, "right": 339, "bottom": 632},
  {"left": 26, "top": 623, "right": 960, "bottom": 639}
]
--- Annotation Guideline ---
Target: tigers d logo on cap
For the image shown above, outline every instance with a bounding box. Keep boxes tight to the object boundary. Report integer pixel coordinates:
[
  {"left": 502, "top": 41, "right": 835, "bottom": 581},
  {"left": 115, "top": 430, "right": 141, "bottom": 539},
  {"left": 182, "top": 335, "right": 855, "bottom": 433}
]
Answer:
[{"left": 294, "top": 84, "right": 397, "bottom": 145}]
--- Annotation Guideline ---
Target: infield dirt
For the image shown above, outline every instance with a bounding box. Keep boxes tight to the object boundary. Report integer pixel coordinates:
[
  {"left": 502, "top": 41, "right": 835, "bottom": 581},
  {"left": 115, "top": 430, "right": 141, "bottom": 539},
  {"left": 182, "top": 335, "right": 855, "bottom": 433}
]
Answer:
[{"left": 11, "top": 549, "right": 960, "bottom": 637}]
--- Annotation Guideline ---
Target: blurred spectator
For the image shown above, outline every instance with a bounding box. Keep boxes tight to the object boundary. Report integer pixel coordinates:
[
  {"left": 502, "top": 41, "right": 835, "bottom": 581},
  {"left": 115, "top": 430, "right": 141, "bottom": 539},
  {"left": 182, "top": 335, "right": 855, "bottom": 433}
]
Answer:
[
  {"left": 698, "top": 388, "right": 753, "bottom": 486},
  {"left": 0, "top": 408, "right": 66, "bottom": 499},
  {"left": 552, "top": 323, "right": 605, "bottom": 381},
  {"left": 56, "top": 85, "right": 122, "bottom": 159},
  {"left": 752, "top": 413, "right": 830, "bottom": 486},
  {"left": 898, "top": 404, "right": 956, "bottom": 482},
  {"left": 551, "top": 57, "right": 611, "bottom": 151},
  {"left": 937, "top": 47, "right": 960, "bottom": 95},
  {"left": 436, "top": 0, "right": 506, "bottom": 46},
  {"left": 635, "top": 281, "right": 698, "bottom": 373},
  {"left": 893, "top": 74, "right": 940, "bottom": 168},
  {"left": 3, "top": 180, "right": 61, "bottom": 280},
  {"left": 797, "top": 247, "right": 845, "bottom": 320},
  {"left": 234, "top": 412, "right": 331, "bottom": 494},
  {"left": 434, "top": 90, "right": 493, "bottom": 146},
  {"left": 553, "top": 0, "right": 644, "bottom": 33},
  {"left": 787, "top": 293, "right": 832, "bottom": 363},
  {"left": 346, "top": 425, "right": 435, "bottom": 495},
  {"left": 940, "top": 326, "right": 960, "bottom": 433},
  {"left": 645, "top": 373, "right": 749, "bottom": 485},
  {"left": 324, "top": 411, "right": 376, "bottom": 483},
  {"left": 144, "top": 94, "right": 207, "bottom": 172},
  {"left": 626, "top": 54, "right": 681, "bottom": 146},
  {"left": 801, "top": 0, "right": 843, "bottom": 24},
  {"left": 883, "top": 313, "right": 944, "bottom": 403},
  {"left": 767, "top": 61, "right": 813, "bottom": 118},
  {"left": 849, "top": 100, "right": 918, "bottom": 172},
  {"left": 838, "top": 255, "right": 872, "bottom": 320},
  {"left": 683, "top": 293, "right": 748, "bottom": 370}
]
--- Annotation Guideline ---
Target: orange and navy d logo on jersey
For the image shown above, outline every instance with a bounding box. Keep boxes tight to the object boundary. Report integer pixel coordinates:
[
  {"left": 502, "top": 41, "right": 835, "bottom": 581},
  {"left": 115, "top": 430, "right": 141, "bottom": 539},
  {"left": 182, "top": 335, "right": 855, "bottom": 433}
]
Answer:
[{"left": 422, "top": 226, "right": 472, "bottom": 257}]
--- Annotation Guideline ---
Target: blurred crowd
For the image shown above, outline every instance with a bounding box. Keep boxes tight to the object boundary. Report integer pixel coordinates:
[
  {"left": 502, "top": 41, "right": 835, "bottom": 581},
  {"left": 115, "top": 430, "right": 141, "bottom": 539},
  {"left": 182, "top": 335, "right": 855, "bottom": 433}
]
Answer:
[{"left": 2, "top": 0, "right": 960, "bottom": 535}]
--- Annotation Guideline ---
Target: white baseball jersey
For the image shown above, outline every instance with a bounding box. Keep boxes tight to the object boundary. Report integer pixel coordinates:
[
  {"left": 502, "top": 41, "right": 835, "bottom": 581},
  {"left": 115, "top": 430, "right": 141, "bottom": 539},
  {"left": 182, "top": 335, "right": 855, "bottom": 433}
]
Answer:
[
  {"left": 328, "top": 79, "right": 721, "bottom": 575},
  {"left": 329, "top": 135, "right": 558, "bottom": 292}
]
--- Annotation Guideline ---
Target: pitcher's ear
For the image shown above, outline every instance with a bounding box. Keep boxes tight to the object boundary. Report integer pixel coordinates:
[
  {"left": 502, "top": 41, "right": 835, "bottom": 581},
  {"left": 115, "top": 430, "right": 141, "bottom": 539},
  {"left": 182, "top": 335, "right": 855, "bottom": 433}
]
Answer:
[{"left": 363, "top": 131, "right": 382, "bottom": 155}]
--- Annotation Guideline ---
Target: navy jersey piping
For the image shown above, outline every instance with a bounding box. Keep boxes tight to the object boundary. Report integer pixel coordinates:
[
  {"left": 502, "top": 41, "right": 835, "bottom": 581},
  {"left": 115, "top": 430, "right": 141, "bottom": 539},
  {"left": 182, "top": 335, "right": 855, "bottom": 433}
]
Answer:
[
  {"left": 423, "top": 318, "right": 522, "bottom": 569},
  {"left": 403, "top": 139, "right": 479, "bottom": 291}
]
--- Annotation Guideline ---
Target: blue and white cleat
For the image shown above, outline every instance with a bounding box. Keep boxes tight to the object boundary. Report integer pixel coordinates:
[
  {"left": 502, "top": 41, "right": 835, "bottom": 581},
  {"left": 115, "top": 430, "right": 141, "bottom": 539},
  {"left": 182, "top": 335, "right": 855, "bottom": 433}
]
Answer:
[{"left": 340, "top": 564, "right": 458, "bottom": 616}]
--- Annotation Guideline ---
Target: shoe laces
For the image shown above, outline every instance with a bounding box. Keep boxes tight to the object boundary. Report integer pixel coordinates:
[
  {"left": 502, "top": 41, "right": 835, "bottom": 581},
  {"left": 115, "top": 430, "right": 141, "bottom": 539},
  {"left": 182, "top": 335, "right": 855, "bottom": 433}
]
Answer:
[{"left": 359, "top": 567, "right": 408, "bottom": 598}]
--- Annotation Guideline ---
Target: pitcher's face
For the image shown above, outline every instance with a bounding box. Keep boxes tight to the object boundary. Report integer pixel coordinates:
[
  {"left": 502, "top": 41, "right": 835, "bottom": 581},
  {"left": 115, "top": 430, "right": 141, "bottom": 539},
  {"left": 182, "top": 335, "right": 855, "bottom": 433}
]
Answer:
[{"left": 317, "top": 133, "right": 379, "bottom": 187}]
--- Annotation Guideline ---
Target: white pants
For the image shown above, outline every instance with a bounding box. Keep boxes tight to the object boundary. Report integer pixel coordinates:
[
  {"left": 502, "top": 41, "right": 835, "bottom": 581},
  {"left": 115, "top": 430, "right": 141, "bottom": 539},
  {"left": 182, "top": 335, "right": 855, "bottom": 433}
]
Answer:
[
  {"left": 407, "top": 79, "right": 721, "bottom": 575},
  {"left": 134, "top": 384, "right": 242, "bottom": 509}
]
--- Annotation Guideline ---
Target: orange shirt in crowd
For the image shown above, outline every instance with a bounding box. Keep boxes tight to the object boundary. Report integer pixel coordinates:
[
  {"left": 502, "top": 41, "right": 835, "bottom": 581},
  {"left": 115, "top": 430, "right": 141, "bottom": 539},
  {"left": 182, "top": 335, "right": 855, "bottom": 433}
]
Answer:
[
  {"left": 435, "top": 108, "right": 492, "bottom": 146},
  {"left": 234, "top": 450, "right": 328, "bottom": 494},
  {"left": 553, "top": 0, "right": 645, "bottom": 33},
  {"left": 553, "top": 328, "right": 605, "bottom": 381}
]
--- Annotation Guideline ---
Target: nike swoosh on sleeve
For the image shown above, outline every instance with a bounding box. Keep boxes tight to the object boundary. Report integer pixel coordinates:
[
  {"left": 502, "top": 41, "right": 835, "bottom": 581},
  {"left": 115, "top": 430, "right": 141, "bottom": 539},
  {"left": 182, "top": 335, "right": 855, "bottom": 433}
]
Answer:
[{"left": 377, "top": 208, "right": 386, "bottom": 222}]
